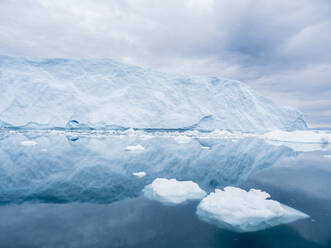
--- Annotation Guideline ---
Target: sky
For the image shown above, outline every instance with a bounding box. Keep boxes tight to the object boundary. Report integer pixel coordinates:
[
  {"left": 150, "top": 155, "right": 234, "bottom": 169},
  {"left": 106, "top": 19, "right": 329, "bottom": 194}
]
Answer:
[{"left": 0, "top": 0, "right": 330, "bottom": 127}]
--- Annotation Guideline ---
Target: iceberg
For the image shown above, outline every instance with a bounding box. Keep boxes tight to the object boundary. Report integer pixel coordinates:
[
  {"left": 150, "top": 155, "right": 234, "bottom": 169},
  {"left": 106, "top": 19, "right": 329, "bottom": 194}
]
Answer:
[
  {"left": 0, "top": 55, "right": 306, "bottom": 132},
  {"left": 196, "top": 187, "right": 309, "bottom": 232},
  {"left": 143, "top": 178, "right": 206, "bottom": 204}
]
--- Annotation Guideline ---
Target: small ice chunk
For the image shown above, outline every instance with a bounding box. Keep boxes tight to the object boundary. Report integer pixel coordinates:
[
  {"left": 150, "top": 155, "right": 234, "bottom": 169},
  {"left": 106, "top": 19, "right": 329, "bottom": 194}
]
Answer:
[
  {"left": 143, "top": 178, "right": 206, "bottom": 204},
  {"left": 197, "top": 187, "right": 309, "bottom": 232},
  {"left": 201, "top": 146, "right": 211, "bottom": 150},
  {"left": 21, "top": 140, "right": 37, "bottom": 146},
  {"left": 324, "top": 155, "right": 331, "bottom": 158},
  {"left": 133, "top": 171, "right": 146, "bottom": 178},
  {"left": 174, "top": 135, "right": 192, "bottom": 144},
  {"left": 124, "top": 128, "right": 136, "bottom": 135},
  {"left": 125, "top": 144, "right": 145, "bottom": 151},
  {"left": 41, "top": 148, "right": 48, "bottom": 152}
]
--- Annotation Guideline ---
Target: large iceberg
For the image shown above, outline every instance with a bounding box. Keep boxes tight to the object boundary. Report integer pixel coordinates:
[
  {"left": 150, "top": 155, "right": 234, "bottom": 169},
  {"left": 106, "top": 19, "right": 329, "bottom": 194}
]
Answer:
[
  {"left": 196, "top": 187, "right": 309, "bottom": 232},
  {"left": 0, "top": 55, "right": 306, "bottom": 132}
]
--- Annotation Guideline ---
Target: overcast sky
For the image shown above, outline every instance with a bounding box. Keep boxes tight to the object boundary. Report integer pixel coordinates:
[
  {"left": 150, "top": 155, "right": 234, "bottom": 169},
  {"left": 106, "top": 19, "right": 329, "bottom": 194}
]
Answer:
[{"left": 0, "top": 0, "right": 330, "bottom": 127}]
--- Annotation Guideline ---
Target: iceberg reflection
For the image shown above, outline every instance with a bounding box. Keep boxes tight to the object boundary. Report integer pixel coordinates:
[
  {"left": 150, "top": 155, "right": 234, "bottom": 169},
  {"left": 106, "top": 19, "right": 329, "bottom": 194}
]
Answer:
[{"left": 0, "top": 132, "right": 297, "bottom": 204}]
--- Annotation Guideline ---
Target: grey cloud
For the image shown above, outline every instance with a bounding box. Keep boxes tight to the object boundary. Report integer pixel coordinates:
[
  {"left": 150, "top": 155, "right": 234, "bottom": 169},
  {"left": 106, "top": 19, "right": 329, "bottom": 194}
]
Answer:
[{"left": 0, "top": 0, "right": 330, "bottom": 126}]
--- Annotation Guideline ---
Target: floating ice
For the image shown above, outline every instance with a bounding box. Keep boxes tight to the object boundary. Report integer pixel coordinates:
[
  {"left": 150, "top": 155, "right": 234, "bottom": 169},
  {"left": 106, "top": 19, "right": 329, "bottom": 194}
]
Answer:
[
  {"left": 143, "top": 178, "right": 206, "bottom": 204},
  {"left": 210, "top": 129, "right": 233, "bottom": 137},
  {"left": 197, "top": 187, "right": 309, "bottom": 232},
  {"left": 123, "top": 128, "right": 136, "bottom": 135},
  {"left": 261, "top": 130, "right": 331, "bottom": 152},
  {"left": 262, "top": 130, "right": 331, "bottom": 143},
  {"left": 125, "top": 144, "right": 145, "bottom": 151},
  {"left": 133, "top": 171, "right": 146, "bottom": 178},
  {"left": 174, "top": 135, "right": 192, "bottom": 144},
  {"left": 324, "top": 155, "right": 331, "bottom": 158},
  {"left": 20, "top": 140, "right": 37, "bottom": 146},
  {"left": 0, "top": 56, "right": 306, "bottom": 131}
]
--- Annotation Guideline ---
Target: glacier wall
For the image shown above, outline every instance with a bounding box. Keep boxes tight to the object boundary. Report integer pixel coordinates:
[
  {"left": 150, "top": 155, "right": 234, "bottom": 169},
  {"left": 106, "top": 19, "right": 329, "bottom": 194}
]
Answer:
[{"left": 0, "top": 55, "right": 307, "bottom": 131}]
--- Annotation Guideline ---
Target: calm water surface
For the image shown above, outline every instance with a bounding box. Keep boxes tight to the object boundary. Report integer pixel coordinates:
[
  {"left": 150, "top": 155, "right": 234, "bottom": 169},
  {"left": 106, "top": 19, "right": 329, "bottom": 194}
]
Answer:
[{"left": 0, "top": 131, "right": 330, "bottom": 247}]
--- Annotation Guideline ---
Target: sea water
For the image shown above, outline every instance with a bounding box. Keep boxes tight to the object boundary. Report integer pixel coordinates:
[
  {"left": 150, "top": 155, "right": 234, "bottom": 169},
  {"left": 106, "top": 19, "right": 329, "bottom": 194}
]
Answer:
[{"left": 0, "top": 130, "right": 330, "bottom": 248}]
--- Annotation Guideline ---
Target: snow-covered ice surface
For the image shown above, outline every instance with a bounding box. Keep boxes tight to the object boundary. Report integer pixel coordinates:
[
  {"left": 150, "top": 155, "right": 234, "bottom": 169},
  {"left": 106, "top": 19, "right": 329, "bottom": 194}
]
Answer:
[
  {"left": 20, "top": 140, "right": 37, "bottom": 146},
  {"left": 262, "top": 130, "right": 330, "bottom": 144},
  {"left": 0, "top": 56, "right": 306, "bottom": 132},
  {"left": 132, "top": 171, "right": 146, "bottom": 178},
  {"left": 259, "top": 130, "right": 331, "bottom": 152},
  {"left": 125, "top": 144, "right": 145, "bottom": 151},
  {"left": 165, "top": 128, "right": 331, "bottom": 152},
  {"left": 197, "top": 187, "right": 309, "bottom": 232},
  {"left": 143, "top": 178, "right": 206, "bottom": 204}
]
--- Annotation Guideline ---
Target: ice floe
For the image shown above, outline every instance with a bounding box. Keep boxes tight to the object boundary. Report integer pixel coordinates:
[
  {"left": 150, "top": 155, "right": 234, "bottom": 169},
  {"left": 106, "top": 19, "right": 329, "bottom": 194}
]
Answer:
[
  {"left": 143, "top": 178, "right": 206, "bottom": 204},
  {"left": 174, "top": 135, "right": 192, "bottom": 144},
  {"left": 125, "top": 144, "right": 145, "bottom": 151},
  {"left": 260, "top": 130, "right": 331, "bottom": 152},
  {"left": 133, "top": 171, "right": 146, "bottom": 178},
  {"left": 20, "top": 140, "right": 37, "bottom": 146},
  {"left": 196, "top": 187, "right": 309, "bottom": 232},
  {"left": 262, "top": 130, "right": 330, "bottom": 144}
]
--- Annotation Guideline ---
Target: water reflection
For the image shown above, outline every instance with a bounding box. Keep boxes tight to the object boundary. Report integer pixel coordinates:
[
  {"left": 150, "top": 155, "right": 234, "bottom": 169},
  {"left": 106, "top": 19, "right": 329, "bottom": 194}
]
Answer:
[
  {"left": 0, "top": 132, "right": 296, "bottom": 204},
  {"left": 0, "top": 198, "right": 320, "bottom": 248},
  {"left": 0, "top": 132, "right": 330, "bottom": 247},
  {"left": 241, "top": 151, "right": 331, "bottom": 246}
]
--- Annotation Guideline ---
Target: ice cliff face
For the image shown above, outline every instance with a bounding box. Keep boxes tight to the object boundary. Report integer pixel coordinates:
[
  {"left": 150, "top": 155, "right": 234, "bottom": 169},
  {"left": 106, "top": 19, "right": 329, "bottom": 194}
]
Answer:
[{"left": 0, "top": 55, "right": 307, "bottom": 131}]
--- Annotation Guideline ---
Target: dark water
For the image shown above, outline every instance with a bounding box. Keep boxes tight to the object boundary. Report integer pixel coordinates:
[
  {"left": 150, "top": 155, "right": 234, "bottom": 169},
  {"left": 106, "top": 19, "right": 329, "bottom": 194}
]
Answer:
[{"left": 0, "top": 131, "right": 330, "bottom": 247}]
